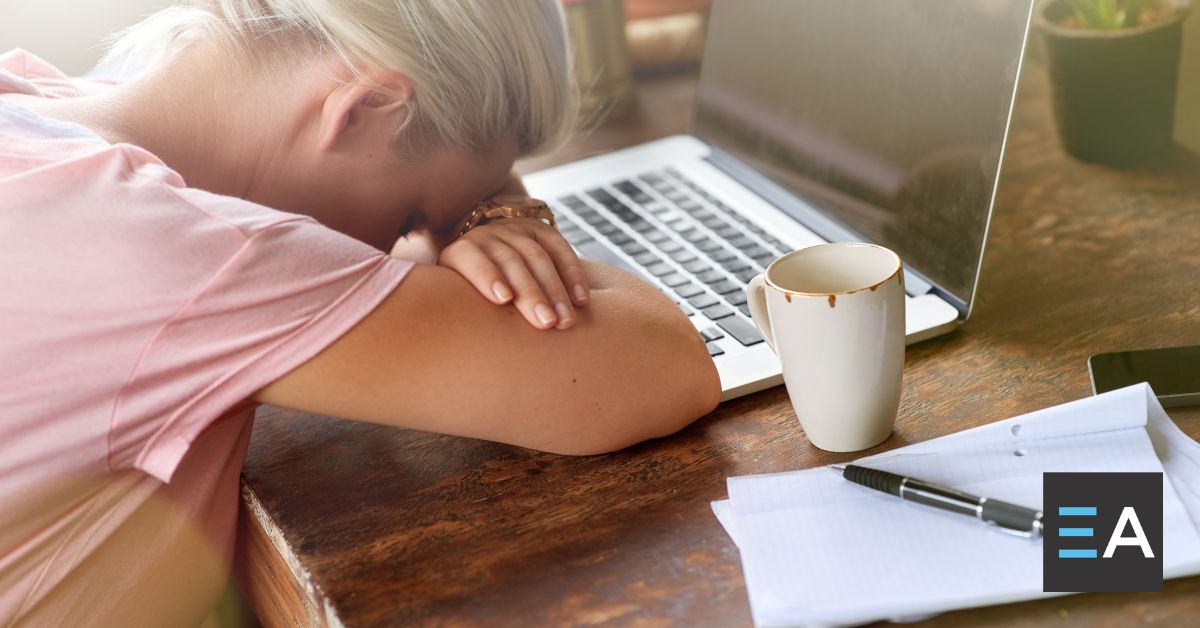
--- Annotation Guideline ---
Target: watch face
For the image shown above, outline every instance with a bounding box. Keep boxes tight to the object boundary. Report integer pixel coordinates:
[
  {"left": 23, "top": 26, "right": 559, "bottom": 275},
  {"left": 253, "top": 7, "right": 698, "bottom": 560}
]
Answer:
[{"left": 492, "top": 195, "right": 544, "bottom": 208}]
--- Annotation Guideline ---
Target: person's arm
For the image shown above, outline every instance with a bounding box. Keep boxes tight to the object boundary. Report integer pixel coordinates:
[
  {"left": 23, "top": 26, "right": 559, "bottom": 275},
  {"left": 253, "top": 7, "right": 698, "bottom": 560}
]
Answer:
[{"left": 254, "top": 259, "right": 720, "bottom": 455}]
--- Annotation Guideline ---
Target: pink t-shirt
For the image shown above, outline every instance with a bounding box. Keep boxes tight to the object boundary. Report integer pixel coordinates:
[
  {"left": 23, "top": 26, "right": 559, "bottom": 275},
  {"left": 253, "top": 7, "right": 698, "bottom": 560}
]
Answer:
[{"left": 0, "top": 50, "right": 414, "bottom": 624}]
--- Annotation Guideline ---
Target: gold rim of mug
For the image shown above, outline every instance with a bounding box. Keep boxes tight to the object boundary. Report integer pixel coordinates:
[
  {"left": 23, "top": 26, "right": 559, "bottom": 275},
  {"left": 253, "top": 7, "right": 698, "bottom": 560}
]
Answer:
[{"left": 762, "top": 242, "right": 903, "bottom": 297}]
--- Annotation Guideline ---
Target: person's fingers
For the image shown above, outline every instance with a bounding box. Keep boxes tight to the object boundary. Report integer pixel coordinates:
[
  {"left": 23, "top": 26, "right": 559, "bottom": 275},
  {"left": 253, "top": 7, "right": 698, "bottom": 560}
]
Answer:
[
  {"left": 497, "top": 230, "right": 577, "bottom": 330},
  {"left": 532, "top": 226, "right": 590, "bottom": 306},
  {"left": 478, "top": 239, "right": 558, "bottom": 330},
  {"left": 438, "top": 239, "right": 512, "bottom": 305}
]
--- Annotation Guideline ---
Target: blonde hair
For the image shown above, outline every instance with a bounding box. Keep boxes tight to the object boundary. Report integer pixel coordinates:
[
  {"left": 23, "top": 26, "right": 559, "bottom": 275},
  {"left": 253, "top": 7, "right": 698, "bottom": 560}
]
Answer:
[{"left": 104, "top": 0, "right": 575, "bottom": 157}]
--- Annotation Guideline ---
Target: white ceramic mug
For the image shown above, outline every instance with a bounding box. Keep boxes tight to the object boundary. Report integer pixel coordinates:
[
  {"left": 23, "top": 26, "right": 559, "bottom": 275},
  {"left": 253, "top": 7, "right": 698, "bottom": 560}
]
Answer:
[{"left": 746, "top": 243, "right": 905, "bottom": 452}]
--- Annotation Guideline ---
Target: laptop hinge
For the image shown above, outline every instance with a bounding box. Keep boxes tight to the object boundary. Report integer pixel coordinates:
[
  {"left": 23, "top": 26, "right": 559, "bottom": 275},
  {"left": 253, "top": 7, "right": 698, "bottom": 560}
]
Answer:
[{"left": 704, "top": 146, "right": 965, "bottom": 311}]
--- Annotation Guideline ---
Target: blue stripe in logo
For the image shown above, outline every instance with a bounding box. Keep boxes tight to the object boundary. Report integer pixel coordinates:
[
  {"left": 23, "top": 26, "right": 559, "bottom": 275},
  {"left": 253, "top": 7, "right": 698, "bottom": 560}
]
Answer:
[
  {"left": 1058, "top": 548, "right": 1098, "bottom": 558},
  {"left": 1058, "top": 506, "right": 1097, "bottom": 516},
  {"left": 1058, "top": 527, "right": 1094, "bottom": 537}
]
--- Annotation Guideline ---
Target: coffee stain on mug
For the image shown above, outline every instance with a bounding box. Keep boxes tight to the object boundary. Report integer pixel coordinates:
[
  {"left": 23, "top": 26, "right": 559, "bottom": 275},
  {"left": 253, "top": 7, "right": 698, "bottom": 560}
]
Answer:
[
  {"left": 784, "top": 293, "right": 792, "bottom": 303},
  {"left": 827, "top": 295, "right": 836, "bottom": 308}
]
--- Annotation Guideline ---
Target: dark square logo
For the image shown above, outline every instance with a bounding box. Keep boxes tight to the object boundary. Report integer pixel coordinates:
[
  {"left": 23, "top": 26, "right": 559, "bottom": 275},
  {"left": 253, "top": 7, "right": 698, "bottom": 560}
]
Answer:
[{"left": 1043, "top": 472, "right": 1163, "bottom": 592}]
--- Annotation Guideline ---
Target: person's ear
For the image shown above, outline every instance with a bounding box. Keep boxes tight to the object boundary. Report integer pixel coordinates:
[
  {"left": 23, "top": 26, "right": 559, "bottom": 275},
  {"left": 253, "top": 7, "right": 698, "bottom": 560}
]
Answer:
[{"left": 317, "top": 73, "right": 414, "bottom": 151}]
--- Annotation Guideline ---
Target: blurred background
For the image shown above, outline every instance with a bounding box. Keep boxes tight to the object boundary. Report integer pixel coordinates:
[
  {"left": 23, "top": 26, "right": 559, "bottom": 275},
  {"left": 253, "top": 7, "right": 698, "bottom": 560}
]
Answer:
[{"left": 1, "top": 0, "right": 1197, "bottom": 152}]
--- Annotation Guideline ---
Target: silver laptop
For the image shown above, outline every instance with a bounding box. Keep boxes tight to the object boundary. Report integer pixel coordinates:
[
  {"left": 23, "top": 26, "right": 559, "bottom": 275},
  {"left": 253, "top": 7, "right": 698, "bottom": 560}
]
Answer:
[{"left": 525, "top": 0, "right": 1035, "bottom": 400}]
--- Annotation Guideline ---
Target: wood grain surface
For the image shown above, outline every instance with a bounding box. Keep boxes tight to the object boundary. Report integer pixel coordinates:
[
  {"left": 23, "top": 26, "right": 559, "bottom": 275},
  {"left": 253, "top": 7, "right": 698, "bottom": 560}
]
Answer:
[{"left": 237, "top": 61, "right": 1200, "bottom": 627}]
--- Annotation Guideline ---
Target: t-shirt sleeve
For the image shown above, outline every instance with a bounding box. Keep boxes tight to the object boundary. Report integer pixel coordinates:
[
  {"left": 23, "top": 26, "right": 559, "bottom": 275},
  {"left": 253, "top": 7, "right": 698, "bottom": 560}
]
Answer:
[{"left": 108, "top": 216, "right": 415, "bottom": 483}]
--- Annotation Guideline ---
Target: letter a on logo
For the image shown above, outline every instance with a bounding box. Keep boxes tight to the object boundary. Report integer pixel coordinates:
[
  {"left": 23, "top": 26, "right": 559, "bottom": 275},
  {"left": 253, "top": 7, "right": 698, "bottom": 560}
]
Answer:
[{"left": 1103, "top": 507, "right": 1155, "bottom": 559}]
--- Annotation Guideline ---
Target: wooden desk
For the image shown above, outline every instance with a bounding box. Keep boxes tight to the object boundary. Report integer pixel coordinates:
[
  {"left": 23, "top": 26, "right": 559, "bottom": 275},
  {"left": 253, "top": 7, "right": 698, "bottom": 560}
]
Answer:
[{"left": 237, "top": 63, "right": 1200, "bottom": 626}]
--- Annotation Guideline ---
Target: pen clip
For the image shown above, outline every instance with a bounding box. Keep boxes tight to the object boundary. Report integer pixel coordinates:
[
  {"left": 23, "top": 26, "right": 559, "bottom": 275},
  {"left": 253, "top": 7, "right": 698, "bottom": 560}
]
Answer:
[{"left": 984, "top": 515, "right": 1043, "bottom": 539}]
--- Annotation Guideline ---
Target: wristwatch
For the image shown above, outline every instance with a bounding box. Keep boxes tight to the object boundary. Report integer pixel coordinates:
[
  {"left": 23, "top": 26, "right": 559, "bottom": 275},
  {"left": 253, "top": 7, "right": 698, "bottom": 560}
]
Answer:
[{"left": 458, "top": 195, "right": 557, "bottom": 238}]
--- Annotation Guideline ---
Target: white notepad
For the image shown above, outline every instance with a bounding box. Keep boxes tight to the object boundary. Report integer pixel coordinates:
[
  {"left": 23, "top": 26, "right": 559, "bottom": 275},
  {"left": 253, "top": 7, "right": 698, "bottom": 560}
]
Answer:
[{"left": 712, "top": 384, "right": 1200, "bottom": 627}]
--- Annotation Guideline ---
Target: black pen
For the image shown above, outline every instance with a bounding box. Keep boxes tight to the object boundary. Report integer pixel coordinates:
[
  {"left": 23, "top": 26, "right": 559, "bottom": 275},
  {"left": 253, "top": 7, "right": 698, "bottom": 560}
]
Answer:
[{"left": 829, "top": 464, "right": 1044, "bottom": 538}]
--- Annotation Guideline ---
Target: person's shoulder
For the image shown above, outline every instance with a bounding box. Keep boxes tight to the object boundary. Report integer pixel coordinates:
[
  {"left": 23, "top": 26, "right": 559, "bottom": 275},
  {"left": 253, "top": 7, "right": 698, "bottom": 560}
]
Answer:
[
  {"left": 0, "top": 49, "right": 68, "bottom": 83},
  {"left": 169, "top": 186, "right": 329, "bottom": 241}
]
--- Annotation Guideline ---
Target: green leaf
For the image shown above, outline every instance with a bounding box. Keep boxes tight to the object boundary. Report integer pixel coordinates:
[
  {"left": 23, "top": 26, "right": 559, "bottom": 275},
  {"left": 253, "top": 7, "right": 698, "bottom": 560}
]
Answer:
[
  {"left": 1065, "top": 0, "right": 1111, "bottom": 29},
  {"left": 1064, "top": 0, "right": 1142, "bottom": 29},
  {"left": 1098, "top": 0, "right": 1120, "bottom": 28},
  {"left": 1124, "top": 0, "right": 1149, "bottom": 27}
]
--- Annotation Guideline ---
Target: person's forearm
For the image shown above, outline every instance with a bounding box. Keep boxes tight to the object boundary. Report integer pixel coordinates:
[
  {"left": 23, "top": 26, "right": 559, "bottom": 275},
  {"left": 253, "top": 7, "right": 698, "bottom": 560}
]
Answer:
[{"left": 256, "top": 258, "right": 720, "bottom": 455}]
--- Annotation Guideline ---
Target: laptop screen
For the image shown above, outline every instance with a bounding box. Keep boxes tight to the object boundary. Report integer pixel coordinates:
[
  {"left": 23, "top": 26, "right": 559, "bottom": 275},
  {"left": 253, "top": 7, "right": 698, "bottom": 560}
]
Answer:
[{"left": 693, "top": 0, "right": 1032, "bottom": 307}]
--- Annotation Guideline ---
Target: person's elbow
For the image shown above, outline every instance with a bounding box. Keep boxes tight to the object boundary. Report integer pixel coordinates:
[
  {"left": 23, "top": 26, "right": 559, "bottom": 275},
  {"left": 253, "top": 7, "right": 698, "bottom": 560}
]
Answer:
[{"left": 550, "top": 301, "right": 722, "bottom": 456}]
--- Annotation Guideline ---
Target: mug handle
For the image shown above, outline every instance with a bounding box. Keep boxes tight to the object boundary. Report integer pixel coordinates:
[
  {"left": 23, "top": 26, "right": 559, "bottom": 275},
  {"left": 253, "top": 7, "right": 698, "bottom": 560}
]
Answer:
[{"left": 746, "top": 275, "right": 777, "bottom": 353}]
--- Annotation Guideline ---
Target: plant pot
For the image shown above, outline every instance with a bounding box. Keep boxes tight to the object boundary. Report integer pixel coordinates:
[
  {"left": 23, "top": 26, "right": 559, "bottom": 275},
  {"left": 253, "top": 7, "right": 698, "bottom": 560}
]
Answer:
[{"left": 1036, "top": 0, "right": 1192, "bottom": 166}]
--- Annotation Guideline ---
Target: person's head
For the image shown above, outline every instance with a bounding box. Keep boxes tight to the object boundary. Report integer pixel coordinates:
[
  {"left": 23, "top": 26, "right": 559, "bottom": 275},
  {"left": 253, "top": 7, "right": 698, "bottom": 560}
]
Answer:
[{"left": 106, "top": 0, "right": 574, "bottom": 249}]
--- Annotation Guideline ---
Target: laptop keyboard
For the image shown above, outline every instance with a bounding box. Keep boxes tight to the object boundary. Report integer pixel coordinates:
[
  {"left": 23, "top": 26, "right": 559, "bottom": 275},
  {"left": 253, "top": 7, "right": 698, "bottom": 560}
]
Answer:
[{"left": 550, "top": 168, "right": 793, "bottom": 357}]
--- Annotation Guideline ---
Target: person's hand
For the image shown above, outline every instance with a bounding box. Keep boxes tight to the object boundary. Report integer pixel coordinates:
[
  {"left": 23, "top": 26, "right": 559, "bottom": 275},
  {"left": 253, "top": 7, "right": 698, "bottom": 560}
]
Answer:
[{"left": 438, "top": 218, "right": 590, "bottom": 330}]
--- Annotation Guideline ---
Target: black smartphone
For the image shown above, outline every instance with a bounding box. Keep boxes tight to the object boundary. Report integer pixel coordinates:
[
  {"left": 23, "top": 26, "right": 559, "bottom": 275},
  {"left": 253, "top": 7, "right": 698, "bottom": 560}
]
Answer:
[{"left": 1089, "top": 345, "right": 1200, "bottom": 408}]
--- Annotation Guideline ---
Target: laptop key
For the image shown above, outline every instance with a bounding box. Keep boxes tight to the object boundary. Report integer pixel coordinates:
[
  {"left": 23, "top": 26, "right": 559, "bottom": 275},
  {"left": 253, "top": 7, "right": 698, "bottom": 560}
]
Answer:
[
  {"left": 673, "top": 282, "right": 705, "bottom": 298},
  {"left": 696, "top": 238, "right": 723, "bottom": 253},
  {"left": 711, "top": 279, "right": 741, "bottom": 295},
  {"left": 619, "top": 241, "right": 647, "bottom": 255},
  {"left": 668, "top": 249, "right": 698, "bottom": 264},
  {"left": 726, "top": 291, "right": 749, "bottom": 306},
  {"left": 682, "top": 259, "right": 711, "bottom": 274},
  {"left": 646, "top": 262, "right": 674, "bottom": 277},
  {"left": 681, "top": 229, "right": 706, "bottom": 243},
  {"left": 735, "top": 268, "right": 759, "bottom": 283},
  {"left": 596, "top": 222, "right": 620, "bottom": 235},
  {"left": 587, "top": 188, "right": 616, "bottom": 205},
  {"left": 656, "top": 240, "right": 684, "bottom": 253},
  {"left": 701, "top": 327, "right": 725, "bottom": 342},
  {"left": 633, "top": 251, "right": 661, "bottom": 265},
  {"left": 743, "top": 244, "right": 771, "bottom": 258},
  {"left": 702, "top": 303, "right": 735, "bottom": 320},
  {"left": 697, "top": 269, "right": 725, "bottom": 284},
  {"left": 688, "top": 293, "right": 719, "bottom": 309},
  {"left": 559, "top": 194, "right": 587, "bottom": 209},
  {"left": 711, "top": 248, "right": 738, "bottom": 263},
  {"left": 614, "top": 180, "right": 640, "bottom": 196},
  {"left": 644, "top": 229, "right": 670, "bottom": 243},
  {"left": 728, "top": 235, "right": 755, "bottom": 249},
  {"left": 609, "top": 232, "right": 634, "bottom": 246},
  {"left": 610, "top": 205, "right": 637, "bottom": 220},
  {"left": 717, "top": 316, "right": 764, "bottom": 346},
  {"left": 721, "top": 260, "right": 751, "bottom": 273},
  {"left": 738, "top": 304, "right": 752, "bottom": 318},
  {"left": 715, "top": 225, "right": 741, "bottom": 239},
  {"left": 752, "top": 253, "right": 776, "bottom": 266},
  {"left": 706, "top": 341, "right": 725, "bottom": 357},
  {"left": 660, "top": 272, "right": 689, "bottom": 288},
  {"left": 679, "top": 302, "right": 694, "bottom": 316}
]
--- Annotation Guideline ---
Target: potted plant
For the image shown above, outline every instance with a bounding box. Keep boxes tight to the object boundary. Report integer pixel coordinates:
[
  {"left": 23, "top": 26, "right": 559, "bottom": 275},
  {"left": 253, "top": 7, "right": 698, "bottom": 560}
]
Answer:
[{"left": 1036, "top": 0, "right": 1192, "bottom": 166}]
